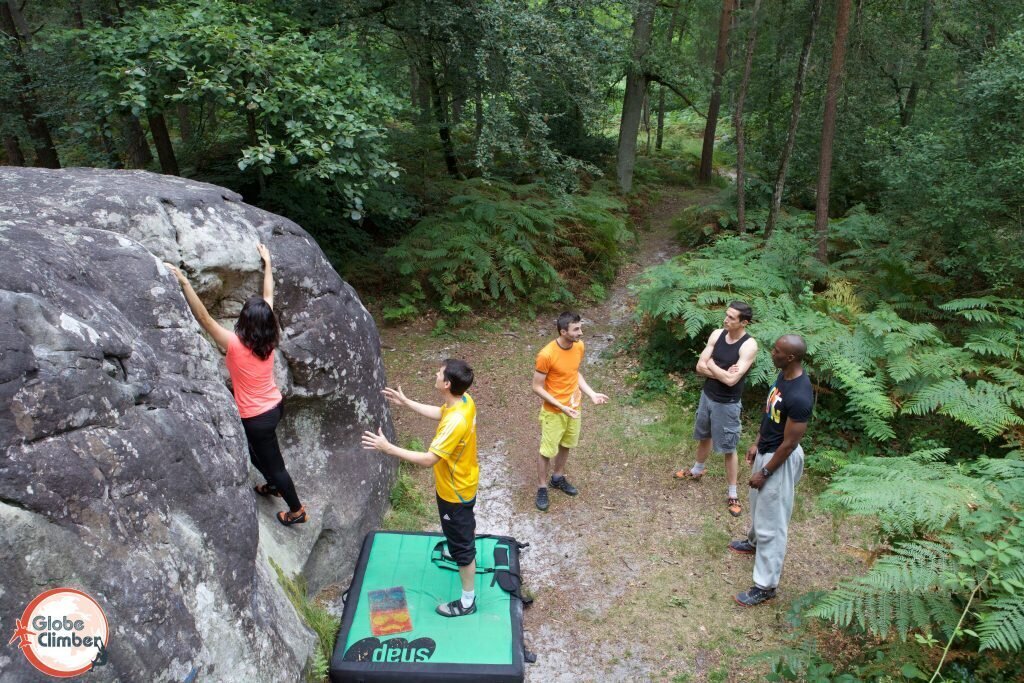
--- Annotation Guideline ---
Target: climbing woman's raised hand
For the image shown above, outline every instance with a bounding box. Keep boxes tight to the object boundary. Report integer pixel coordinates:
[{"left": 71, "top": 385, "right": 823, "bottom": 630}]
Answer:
[
  {"left": 256, "top": 243, "right": 271, "bottom": 267},
  {"left": 164, "top": 262, "right": 188, "bottom": 286}
]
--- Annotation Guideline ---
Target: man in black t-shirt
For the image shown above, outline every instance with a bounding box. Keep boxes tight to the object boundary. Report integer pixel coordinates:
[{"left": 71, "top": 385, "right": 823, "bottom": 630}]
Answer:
[{"left": 728, "top": 334, "right": 813, "bottom": 607}]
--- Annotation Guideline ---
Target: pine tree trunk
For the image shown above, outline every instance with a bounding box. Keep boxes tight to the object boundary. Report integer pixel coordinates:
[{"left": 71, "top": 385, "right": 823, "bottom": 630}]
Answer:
[
  {"left": 733, "top": 0, "right": 762, "bottom": 232},
  {"left": 901, "top": 0, "right": 932, "bottom": 127},
  {"left": 3, "top": 134, "right": 26, "bottom": 165},
  {"left": 764, "top": 0, "right": 823, "bottom": 239},
  {"left": 698, "top": 0, "right": 736, "bottom": 183},
  {"left": 2, "top": 1, "right": 61, "bottom": 169},
  {"left": 814, "top": 0, "right": 853, "bottom": 264},
  {"left": 615, "top": 0, "right": 656, "bottom": 193},
  {"left": 147, "top": 113, "right": 180, "bottom": 176}
]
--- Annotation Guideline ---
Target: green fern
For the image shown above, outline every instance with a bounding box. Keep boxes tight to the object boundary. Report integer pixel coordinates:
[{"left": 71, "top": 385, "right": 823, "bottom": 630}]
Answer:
[
  {"left": 812, "top": 455, "right": 1024, "bottom": 656},
  {"left": 387, "top": 179, "right": 629, "bottom": 318}
]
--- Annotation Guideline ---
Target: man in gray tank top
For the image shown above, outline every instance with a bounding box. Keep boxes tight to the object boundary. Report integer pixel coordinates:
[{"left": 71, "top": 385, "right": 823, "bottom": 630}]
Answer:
[{"left": 673, "top": 301, "right": 758, "bottom": 517}]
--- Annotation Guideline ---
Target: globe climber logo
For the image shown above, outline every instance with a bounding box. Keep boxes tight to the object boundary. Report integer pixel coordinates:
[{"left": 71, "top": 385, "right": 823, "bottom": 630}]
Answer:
[{"left": 8, "top": 587, "right": 109, "bottom": 677}]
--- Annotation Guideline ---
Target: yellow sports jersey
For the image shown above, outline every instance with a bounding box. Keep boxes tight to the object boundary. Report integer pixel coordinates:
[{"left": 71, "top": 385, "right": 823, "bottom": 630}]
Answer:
[{"left": 429, "top": 393, "right": 479, "bottom": 503}]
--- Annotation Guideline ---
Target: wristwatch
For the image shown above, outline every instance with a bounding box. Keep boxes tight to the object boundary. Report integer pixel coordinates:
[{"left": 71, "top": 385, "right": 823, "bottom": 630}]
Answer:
[{"left": 760, "top": 467, "right": 772, "bottom": 478}]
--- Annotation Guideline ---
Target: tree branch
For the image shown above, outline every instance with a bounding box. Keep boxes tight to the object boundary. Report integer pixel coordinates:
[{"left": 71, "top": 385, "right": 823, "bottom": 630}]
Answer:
[{"left": 647, "top": 74, "right": 706, "bottom": 119}]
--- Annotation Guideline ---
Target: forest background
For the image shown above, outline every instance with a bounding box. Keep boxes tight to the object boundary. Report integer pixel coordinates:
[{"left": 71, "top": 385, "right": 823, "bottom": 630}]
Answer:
[{"left": 2, "top": 0, "right": 1023, "bottom": 680}]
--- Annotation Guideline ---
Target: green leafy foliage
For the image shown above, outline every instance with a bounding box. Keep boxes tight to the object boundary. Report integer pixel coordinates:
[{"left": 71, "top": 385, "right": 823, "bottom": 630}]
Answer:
[
  {"left": 632, "top": 228, "right": 1024, "bottom": 449},
  {"left": 812, "top": 457, "right": 1024, "bottom": 665},
  {"left": 81, "top": 0, "right": 399, "bottom": 213},
  {"left": 386, "top": 179, "right": 631, "bottom": 319}
]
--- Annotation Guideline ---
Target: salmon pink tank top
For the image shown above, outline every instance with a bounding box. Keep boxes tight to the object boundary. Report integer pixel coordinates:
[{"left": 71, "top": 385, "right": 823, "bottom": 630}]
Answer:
[{"left": 225, "top": 333, "right": 282, "bottom": 418}]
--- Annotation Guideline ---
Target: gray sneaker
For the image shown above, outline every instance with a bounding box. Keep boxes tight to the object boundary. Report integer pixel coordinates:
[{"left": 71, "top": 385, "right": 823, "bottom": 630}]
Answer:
[
  {"left": 436, "top": 598, "right": 477, "bottom": 617},
  {"left": 734, "top": 585, "right": 776, "bottom": 607},
  {"left": 535, "top": 487, "right": 549, "bottom": 511},
  {"left": 728, "top": 539, "right": 756, "bottom": 555},
  {"left": 550, "top": 475, "right": 578, "bottom": 496}
]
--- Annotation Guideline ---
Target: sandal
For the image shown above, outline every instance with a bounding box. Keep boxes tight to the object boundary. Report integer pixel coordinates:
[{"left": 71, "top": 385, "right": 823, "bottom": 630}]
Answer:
[
  {"left": 254, "top": 484, "right": 283, "bottom": 498},
  {"left": 727, "top": 497, "right": 742, "bottom": 517},
  {"left": 673, "top": 468, "right": 704, "bottom": 481},
  {"left": 277, "top": 507, "right": 307, "bottom": 526}
]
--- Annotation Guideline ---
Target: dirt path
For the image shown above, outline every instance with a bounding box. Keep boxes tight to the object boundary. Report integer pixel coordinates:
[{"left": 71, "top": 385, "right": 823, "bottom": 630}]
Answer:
[{"left": 377, "top": 187, "right": 866, "bottom": 682}]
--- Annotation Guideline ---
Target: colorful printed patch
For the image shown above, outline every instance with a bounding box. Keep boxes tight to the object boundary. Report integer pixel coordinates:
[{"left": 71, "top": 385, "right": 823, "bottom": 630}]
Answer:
[{"left": 367, "top": 586, "right": 413, "bottom": 636}]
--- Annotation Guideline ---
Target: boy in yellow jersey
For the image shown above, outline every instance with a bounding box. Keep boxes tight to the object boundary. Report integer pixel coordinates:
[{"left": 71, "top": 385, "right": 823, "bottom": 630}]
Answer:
[
  {"left": 532, "top": 312, "right": 609, "bottom": 512},
  {"left": 362, "top": 359, "right": 480, "bottom": 617}
]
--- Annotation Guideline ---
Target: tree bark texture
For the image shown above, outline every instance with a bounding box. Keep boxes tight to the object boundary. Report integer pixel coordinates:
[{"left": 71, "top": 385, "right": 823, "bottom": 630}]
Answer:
[
  {"left": 764, "top": 0, "right": 823, "bottom": 239},
  {"left": 176, "top": 103, "right": 193, "bottom": 144},
  {"left": 698, "top": 0, "right": 736, "bottom": 183},
  {"left": 901, "top": 0, "right": 933, "bottom": 127},
  {"left": 121, "top": 114, "right": 153, "bottom": 168},
  {"left": 814, "top": 0, "right": 853, "bottom": 264},
  {"left": 420, "top": 52, "right": 460, "bottom": 178},
  {"left": 147, "top": 113, "right": 180, "bottom": 176},
  {"left": 733, "top": 0, "right": 763, "bottom": 232},
  {"left": 3, "top": 135, "right": 26, "bottom": 165},
  {"left": 615, "top": 0, "right": 657, "bottom": 193},
  {"left": 655, "top": 0, "right": 682, "bottom": 152},
  {"left": 2, "top": 1, "right": 61, "bottom": 169}
]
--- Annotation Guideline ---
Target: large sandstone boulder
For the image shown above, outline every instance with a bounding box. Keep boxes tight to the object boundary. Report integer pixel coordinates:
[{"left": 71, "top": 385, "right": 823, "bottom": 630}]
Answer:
[{"left": 0, "top": 168, "right": 396, "bottom": 681}]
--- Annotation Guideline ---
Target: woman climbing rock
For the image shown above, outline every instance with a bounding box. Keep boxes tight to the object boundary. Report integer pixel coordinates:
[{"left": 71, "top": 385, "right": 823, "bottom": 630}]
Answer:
[{"left": 165, "top": 243, "right": 307, "bottom": 526}]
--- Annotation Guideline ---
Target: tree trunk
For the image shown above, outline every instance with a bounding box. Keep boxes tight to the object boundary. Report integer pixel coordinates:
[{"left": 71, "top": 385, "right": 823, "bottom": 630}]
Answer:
[
  {"left": 176, "top": 103, "right": 193, "bottom": 144},
  {"left": 615, "top": 0, "right": 657, "bottom": 193},
  {"left": 474, "top": 88, "right": 484, "bottom": 143},
  {"left": 642, "top": 89, "right": 651, "bottom": 155},
  {"left": 655, "top": 86, "right": 667, "bottom": 151},
  {"left": 147, "top": 113, "right": 180, "bottom": 175},
  {"left": 3, "top": 135, "right": 26, "bottom": 165},
  {"left": 733, "top": 0, "right": 763, "bottom": 232},
  {"left": 246, "top": 110, "right": 266, "bottom": 194},
  {"left": 655, "top": 0, "right": 682, "bottom": 152},
  {"left": 764, "top": 0, "right": 823, "bottom": 239},
  {"left": 121, "top": 114, "right": 153, "bottom": 168},
  {"left": 2, "top": 1, "right": 61, "bottom": 169},
  {"left": 698, "top": 0, "right": 736, "bottom": 183},
  {"left": 420, "top": 53, "right": 459, "bottom": 178},
  {"left": 814, "top": 0, "right": 853, "bottom": 264},
  {"left": 901, "top": 0, "right": 932, "bottom": 127}
]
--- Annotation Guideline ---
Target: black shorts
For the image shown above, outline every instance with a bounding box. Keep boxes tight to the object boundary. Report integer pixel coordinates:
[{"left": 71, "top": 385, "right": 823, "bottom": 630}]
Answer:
[{"left": 436, "top": 494, "right": 477, "bottom": 566}]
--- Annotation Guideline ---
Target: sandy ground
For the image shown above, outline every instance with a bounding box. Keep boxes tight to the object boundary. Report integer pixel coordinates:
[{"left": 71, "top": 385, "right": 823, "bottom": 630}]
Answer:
[{"left": 374, "top": 186, "right": 869, "bottom": 681}]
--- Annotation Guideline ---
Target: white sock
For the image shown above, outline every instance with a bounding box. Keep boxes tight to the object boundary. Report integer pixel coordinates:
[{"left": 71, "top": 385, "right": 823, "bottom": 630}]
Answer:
[
  {"left": 691, "top": 462, "right": 706, "bottom": 475},
  {"left": 728, "top": 485, "right": 738, "bottom": 498},
  {"left": 461, "top": 590, "right": 475, "bottom": 608}
]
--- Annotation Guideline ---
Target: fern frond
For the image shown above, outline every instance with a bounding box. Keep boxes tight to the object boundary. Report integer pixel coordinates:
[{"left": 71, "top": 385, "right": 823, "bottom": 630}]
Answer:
[{"left": 976, "top": 597, "right": 1024, "bottom": 651}]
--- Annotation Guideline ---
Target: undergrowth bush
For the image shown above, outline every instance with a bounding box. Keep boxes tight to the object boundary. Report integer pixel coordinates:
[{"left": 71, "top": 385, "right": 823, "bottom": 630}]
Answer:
[{"left": 384, "top": 178, "right": 631, "bottom": 322}]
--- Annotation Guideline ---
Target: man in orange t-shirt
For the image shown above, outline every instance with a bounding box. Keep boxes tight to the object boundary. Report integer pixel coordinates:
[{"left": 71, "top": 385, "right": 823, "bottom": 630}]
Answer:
[{"left": 531, "top": 311, "right": 609, "bottom": 511}]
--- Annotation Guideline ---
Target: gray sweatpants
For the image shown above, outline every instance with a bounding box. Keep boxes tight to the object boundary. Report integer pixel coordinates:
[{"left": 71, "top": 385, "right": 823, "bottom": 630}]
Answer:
[{"left": 747, "top": 446, "right": 804, "bottom": 589}]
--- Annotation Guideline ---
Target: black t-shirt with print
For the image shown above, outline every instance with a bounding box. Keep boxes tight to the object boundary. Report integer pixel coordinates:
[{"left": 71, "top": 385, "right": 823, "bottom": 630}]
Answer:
[{"left": 758, "top": 370, "right": 814, "bottom": 453}]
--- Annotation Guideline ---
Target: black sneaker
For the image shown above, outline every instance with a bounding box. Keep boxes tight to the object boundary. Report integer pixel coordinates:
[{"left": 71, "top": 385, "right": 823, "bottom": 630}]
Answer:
[
  {"left": 550, "top": 475, "right": 578, "bottom": 496},
  {"left": 535, "top": 487, "right": 549, "bottom": 511},
  {"left": 728, "top": 539, "right": 756, "bottom": 555},
  {"left": 734, "top": 585, "right": 776, "bottom": 607},
  {"left": 435, "top": 598, "right": 476, "bottom": 617}
]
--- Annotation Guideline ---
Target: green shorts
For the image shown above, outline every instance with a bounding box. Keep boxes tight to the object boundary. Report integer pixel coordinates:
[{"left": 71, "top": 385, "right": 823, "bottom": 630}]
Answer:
[{"left": 539, "top": 409, "right": 581, "bottom": 458}]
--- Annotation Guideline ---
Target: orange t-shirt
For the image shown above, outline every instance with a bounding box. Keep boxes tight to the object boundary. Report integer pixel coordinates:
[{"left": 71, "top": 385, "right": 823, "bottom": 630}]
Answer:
[
  {"left": 535, "top": 339, "right": 585, "bottom": 413},
  {"left": 225, "top": 333, "right": 283, "bottom": 419}
]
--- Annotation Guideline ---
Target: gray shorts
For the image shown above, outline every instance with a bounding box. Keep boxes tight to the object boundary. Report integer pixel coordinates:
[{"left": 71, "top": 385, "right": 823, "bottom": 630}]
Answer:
[{"left": 693, "top": 391, "right": 742, "bottom": 454}]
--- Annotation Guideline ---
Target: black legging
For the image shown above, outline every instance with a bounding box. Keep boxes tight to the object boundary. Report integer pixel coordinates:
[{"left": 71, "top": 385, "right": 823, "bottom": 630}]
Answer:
[{"left": 242, "top": 402, "right": 302, "bottom": 512}]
